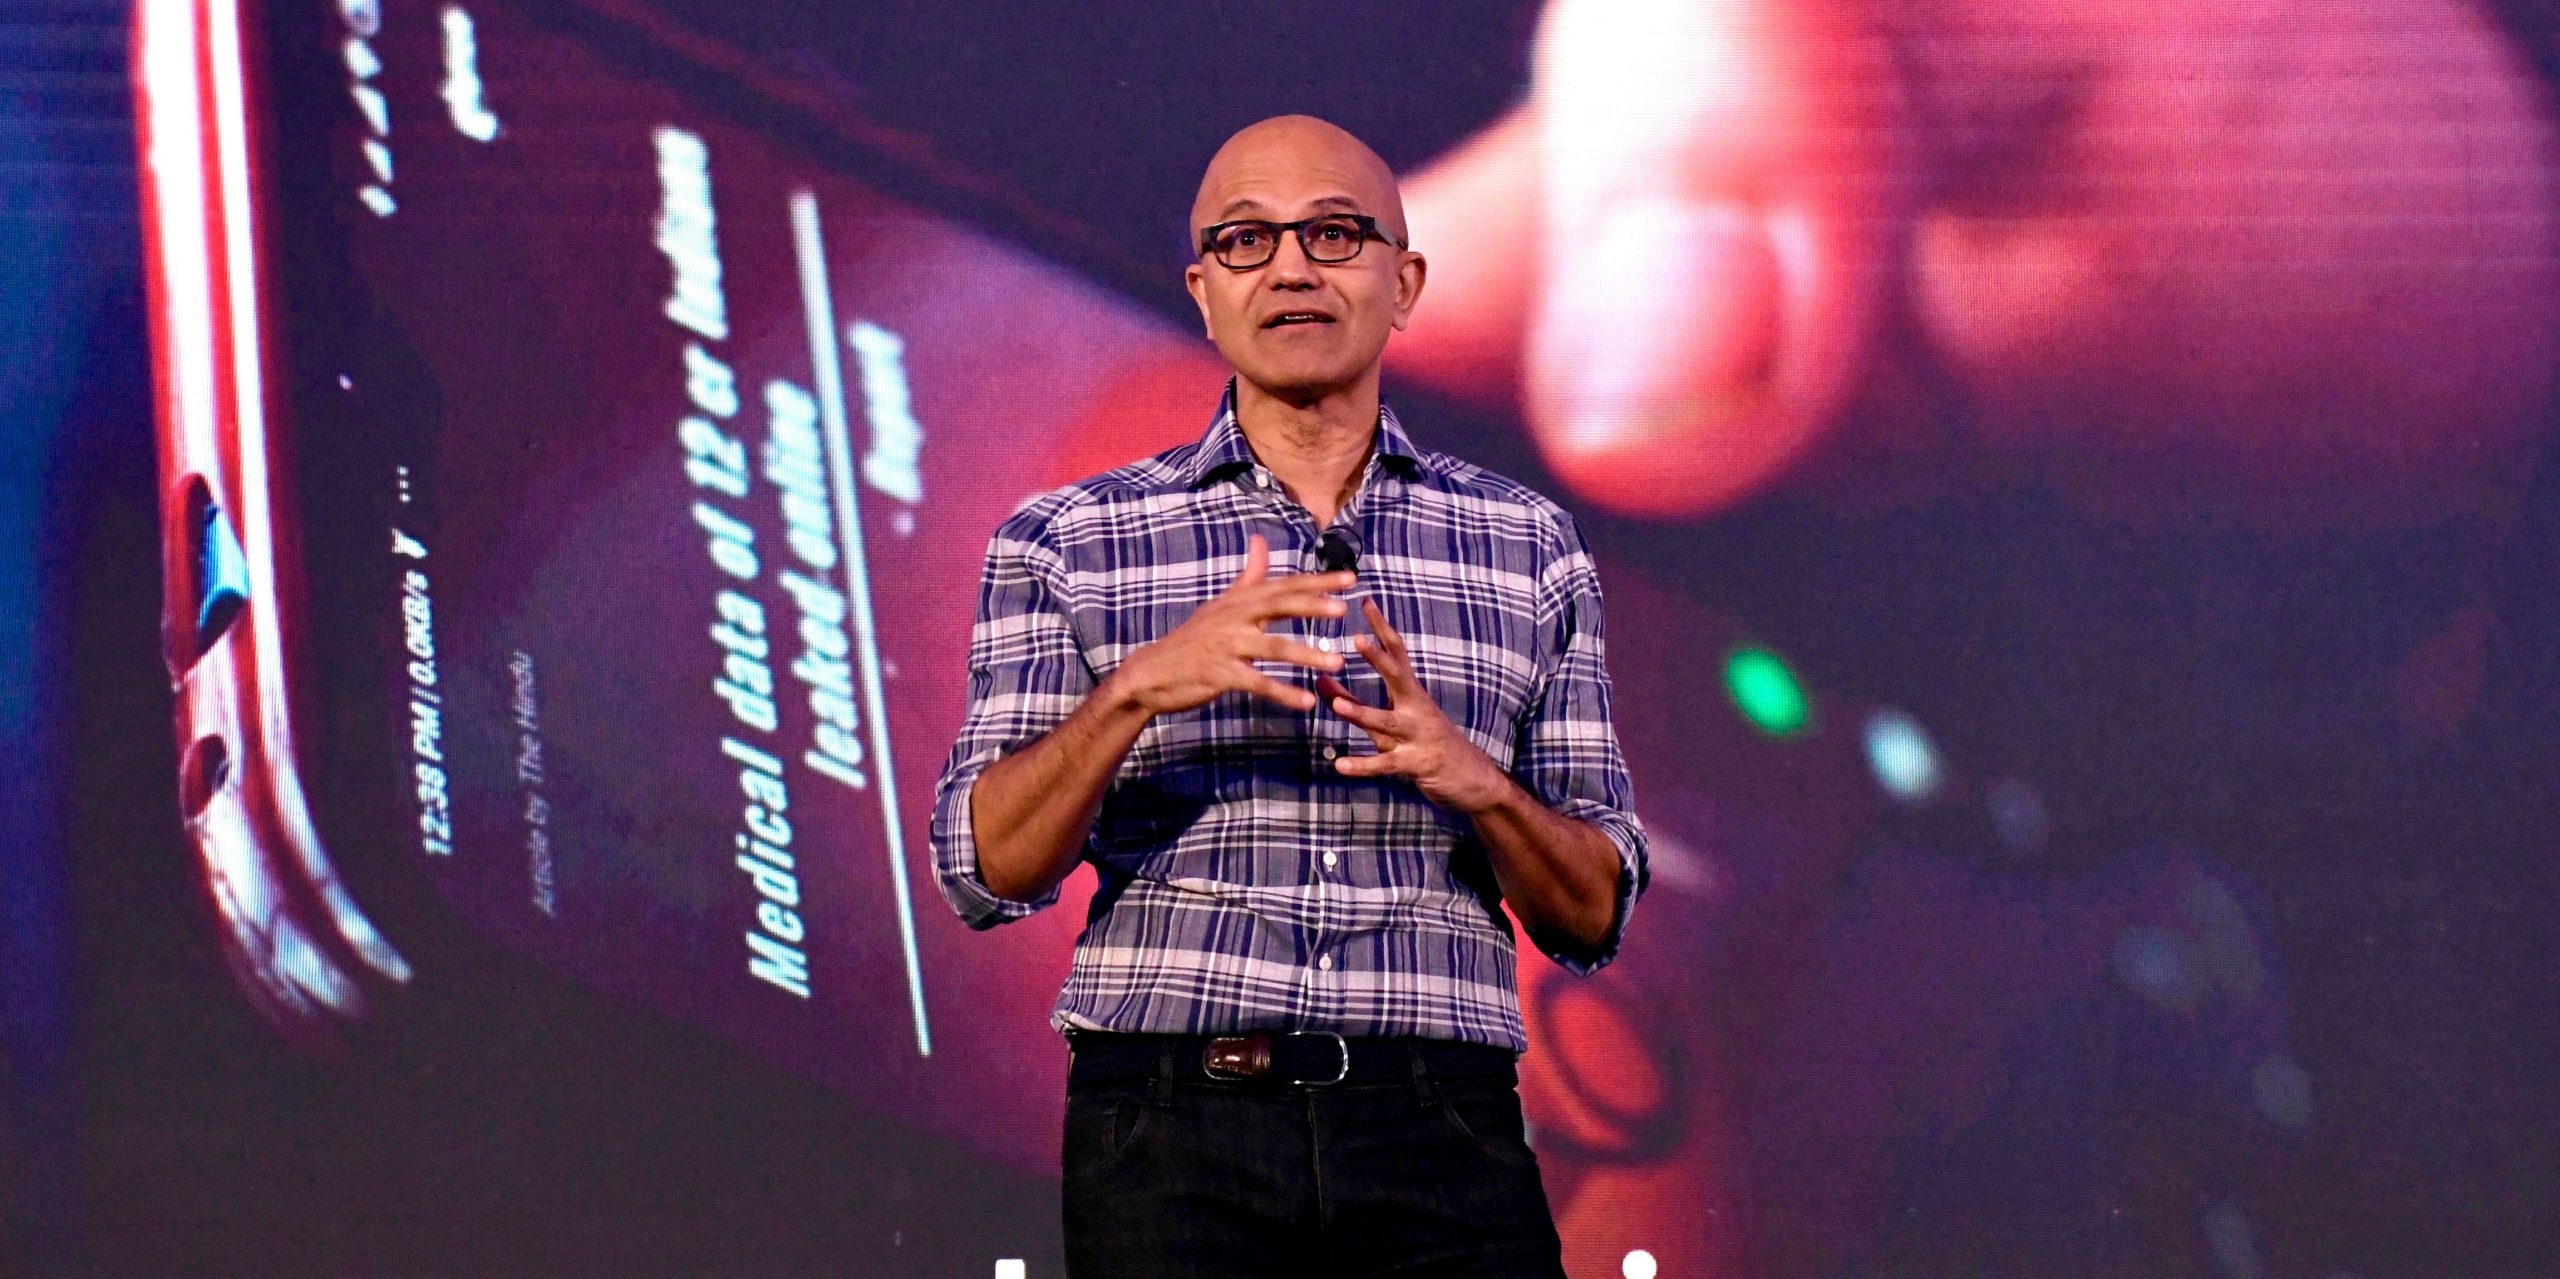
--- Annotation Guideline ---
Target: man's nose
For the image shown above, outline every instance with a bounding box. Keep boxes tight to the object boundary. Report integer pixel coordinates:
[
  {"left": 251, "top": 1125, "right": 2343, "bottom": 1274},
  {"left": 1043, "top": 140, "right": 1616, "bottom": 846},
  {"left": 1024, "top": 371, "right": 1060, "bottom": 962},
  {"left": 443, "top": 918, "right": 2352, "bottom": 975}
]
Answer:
[{"left": 1262, "top": 230, "right": 1321, "bottom": 286}]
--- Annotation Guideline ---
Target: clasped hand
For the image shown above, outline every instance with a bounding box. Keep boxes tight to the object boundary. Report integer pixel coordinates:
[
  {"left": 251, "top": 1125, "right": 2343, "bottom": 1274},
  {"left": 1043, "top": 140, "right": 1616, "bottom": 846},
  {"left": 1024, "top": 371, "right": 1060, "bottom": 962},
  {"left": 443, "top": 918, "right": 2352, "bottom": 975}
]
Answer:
[{"left": 1107, "top": 533, "right": 1507, "bottom": 815}]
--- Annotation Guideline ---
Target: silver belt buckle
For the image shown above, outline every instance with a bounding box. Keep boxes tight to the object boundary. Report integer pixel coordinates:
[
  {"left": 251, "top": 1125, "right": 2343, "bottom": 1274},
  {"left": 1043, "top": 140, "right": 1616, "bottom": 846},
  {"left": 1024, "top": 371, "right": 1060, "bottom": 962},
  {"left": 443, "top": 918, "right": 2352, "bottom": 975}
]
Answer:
[{"left": 1288, "top": 1030, "right": 1350, "bottom": 1086}]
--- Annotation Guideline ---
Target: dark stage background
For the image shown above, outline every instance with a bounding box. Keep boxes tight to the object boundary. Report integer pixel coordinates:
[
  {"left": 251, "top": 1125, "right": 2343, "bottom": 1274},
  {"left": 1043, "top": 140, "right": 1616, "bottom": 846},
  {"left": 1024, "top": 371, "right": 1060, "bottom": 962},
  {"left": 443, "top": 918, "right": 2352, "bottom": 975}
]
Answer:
[{"left": 5, "top": 0, "right": 2559, "bottom": 1275}]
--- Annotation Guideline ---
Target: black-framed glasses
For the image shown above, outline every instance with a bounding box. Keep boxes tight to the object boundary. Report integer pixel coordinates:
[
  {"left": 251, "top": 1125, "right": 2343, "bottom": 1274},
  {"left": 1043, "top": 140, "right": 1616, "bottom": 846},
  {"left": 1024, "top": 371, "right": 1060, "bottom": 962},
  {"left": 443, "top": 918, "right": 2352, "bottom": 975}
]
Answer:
[{"left": 1196, "top": 213, "right": 1407, "bottom": 270}]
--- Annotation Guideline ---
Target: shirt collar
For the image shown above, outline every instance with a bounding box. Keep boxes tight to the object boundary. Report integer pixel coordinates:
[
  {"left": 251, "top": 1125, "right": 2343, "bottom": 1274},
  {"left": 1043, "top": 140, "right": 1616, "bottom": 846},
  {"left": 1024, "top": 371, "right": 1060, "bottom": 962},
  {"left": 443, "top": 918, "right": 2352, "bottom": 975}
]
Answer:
[{"left": 1180, "top": 378, "right": 1427, "bottom": 490}]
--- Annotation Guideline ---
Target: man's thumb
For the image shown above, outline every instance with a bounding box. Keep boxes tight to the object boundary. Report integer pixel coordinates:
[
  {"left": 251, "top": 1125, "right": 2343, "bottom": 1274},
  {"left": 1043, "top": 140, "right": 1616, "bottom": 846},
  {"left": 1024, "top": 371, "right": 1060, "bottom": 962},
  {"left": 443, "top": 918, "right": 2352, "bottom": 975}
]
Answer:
[{"left": 1521, "top": 0, "right": 1913, "bottom": 516}]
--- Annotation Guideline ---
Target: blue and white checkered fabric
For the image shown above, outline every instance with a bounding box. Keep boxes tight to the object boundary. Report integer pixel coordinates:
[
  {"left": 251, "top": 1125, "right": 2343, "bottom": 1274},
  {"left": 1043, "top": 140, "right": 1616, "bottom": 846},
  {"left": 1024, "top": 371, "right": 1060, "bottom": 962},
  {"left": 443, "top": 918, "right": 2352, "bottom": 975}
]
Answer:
[{"left": 930, "top": 385, "right": 1647, "bottom": 1051}]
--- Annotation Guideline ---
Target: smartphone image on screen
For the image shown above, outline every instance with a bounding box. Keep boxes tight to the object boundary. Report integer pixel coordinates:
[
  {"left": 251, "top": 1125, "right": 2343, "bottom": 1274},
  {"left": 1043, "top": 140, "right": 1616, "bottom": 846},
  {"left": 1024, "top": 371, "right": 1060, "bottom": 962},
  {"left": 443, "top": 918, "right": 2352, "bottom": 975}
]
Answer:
[{"left": 137, "top": 0, "right": 1277, "bottom": 1174}]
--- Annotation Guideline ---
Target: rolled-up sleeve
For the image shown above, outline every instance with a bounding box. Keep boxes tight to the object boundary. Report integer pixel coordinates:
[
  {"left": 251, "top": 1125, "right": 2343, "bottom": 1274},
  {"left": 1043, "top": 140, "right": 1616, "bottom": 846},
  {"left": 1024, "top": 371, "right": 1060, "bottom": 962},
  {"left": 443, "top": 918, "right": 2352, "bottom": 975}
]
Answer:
[
  {"left": 929, "top": 494, "right": 1094, "bottom": 929},
  {"left": 1509, "top": 509, "right": 1649, "bottom": 975}
]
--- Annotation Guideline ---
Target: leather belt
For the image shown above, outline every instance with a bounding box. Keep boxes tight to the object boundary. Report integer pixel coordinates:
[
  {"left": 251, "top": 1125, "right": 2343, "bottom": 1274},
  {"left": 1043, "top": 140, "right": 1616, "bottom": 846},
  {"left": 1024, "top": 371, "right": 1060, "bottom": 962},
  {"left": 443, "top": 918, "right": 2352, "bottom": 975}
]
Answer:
[{"left": 1066, "top": 1029, "right": 1517, "bottom": 1088}]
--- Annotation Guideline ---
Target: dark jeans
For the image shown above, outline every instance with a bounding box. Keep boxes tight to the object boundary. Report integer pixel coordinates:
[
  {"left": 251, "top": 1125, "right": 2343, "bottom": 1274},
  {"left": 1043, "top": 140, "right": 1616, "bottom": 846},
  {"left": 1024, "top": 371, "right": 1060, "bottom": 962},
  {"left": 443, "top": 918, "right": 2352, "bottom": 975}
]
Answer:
[{"left": 1060, "top": 1039, "right": 1567, "bottom": 1277}]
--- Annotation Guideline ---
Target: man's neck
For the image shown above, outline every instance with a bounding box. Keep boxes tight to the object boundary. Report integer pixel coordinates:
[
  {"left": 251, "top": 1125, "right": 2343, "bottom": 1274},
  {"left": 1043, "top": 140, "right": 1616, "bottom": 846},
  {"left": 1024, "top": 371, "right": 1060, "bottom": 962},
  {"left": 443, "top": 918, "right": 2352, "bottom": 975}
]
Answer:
[{"left": 1233, "top": 374, "right": 1381, "bottom": 530}]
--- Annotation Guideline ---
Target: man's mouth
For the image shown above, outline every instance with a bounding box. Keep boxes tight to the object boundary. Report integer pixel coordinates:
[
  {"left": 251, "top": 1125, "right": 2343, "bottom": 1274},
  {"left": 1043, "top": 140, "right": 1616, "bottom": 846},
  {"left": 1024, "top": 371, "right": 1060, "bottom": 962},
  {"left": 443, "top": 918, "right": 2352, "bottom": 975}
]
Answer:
[{"left": 1261, "top": 311, "right": 1335, "bottom": 329}]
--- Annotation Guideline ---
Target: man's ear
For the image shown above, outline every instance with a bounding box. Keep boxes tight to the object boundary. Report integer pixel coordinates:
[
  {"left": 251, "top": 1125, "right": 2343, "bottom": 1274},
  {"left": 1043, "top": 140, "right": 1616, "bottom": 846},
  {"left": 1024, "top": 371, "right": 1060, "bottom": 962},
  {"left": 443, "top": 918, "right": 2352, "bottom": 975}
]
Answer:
[
  {"left": 1184, "top": 262, "right": 1216, "bottom": 340},
  {"left": 1390, "top": 251, "right": 1428, "bottom": 331}
]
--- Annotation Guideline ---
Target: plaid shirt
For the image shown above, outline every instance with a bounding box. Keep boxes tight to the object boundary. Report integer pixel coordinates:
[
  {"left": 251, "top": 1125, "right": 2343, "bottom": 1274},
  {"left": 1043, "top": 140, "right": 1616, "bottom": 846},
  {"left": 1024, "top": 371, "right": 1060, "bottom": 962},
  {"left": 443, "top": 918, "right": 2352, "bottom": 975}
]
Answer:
[{"left": 929, "top": 387, "right": 1647, "bottom": 1051}]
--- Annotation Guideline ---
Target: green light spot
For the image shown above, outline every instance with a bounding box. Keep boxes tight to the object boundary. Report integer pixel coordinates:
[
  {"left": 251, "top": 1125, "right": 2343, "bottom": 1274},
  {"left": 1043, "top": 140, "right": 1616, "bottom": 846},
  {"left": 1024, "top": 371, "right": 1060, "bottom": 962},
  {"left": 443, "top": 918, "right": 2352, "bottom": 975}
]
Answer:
[{"left": 1725, "top": 646, "right": 1810, "bottom": 737}]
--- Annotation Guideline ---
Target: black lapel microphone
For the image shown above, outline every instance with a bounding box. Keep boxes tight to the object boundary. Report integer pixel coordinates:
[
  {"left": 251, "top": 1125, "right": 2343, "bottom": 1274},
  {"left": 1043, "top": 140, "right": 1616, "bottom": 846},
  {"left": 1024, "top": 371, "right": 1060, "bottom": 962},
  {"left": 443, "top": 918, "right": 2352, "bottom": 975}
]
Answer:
[
  {"left": 1314, "top": 528, "right": 1374, "bottom": 663},
  {"left": 1317, "top": 528, "right": 1361, "bottom": 574}
]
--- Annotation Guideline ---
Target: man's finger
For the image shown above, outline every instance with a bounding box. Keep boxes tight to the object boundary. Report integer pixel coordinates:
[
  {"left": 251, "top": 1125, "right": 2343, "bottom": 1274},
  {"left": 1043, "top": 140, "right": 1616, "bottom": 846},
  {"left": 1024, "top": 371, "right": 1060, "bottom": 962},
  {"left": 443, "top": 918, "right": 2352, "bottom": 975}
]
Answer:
[
  {"left": 1362, "top": 598, "right": 1407, "bottom": 659},
  {"left": 1247, "top": 592, "right": 1353, "bottom": 623},
  {"left": 1316, "top": 675, "right": 1398, "bottom": 749},
  {"left": 1259, "top": 637, "right": 1347, "bottom": 673},
  {"left": 1330, "top": 750, "right": 1398, "bottom": 778},
  {"left": 1327, "top": 693, "right": 1402, "bottom": 738},
  {"left": 1248, "top": 675, "right": 1318, "bottom": 712},
  {"left": 1354, "top": 632, "right": 1425, "bottom": 702},
  {"left": 1230, "top": 533, "right": 1270, "bottom": 590},
  {"left": 1360, "top": 604, "right": 1435, "bottom": 704},
  {"left": 1253, "top": 569, "right": 1359, "bottom": 598}
]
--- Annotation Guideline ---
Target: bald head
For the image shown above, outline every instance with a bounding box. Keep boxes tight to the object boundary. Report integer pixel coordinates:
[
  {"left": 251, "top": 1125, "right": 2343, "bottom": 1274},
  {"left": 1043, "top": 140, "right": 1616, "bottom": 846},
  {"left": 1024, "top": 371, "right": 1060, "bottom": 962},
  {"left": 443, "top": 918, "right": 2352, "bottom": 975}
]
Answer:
[
  {"left": 1192, "top": 115, "right": 1409, "bottom": 246},
  {"left": 1183, "top": 114, "right": 1425, "bottom": 409}
]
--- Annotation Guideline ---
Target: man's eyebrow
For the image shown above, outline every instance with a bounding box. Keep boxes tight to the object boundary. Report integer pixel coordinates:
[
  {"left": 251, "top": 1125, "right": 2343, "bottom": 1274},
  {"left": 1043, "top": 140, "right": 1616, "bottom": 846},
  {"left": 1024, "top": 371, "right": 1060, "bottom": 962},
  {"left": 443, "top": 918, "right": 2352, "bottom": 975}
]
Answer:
[{"left": 1209, "top": 193, "right": 1367, "bottom": 222}]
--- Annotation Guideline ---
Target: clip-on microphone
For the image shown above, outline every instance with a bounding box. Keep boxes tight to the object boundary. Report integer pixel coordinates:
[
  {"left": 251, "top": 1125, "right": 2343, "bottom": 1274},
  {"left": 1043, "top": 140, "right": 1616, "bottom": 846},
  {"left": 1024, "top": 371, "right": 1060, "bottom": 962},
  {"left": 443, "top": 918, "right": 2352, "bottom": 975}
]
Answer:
[{"left": 1315, "top": 528, "right": 1375, "bottom": 661}]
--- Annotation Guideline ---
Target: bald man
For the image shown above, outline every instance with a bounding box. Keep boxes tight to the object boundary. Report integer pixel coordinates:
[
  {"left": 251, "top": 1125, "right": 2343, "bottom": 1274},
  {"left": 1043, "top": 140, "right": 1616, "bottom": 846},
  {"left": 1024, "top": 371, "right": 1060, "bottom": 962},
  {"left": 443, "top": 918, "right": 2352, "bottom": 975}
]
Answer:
[{"left": 929, "top": 115, "right": 1646, "bottom": 1276}]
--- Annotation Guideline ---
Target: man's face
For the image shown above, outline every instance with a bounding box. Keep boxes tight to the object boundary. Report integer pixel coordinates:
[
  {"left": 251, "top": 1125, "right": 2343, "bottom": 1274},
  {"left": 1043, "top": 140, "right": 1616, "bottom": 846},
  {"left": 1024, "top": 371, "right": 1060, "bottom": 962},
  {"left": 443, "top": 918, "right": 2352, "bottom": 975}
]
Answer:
[{"left": 1185, "top": 123, "right": 1425, "bottom": 401}]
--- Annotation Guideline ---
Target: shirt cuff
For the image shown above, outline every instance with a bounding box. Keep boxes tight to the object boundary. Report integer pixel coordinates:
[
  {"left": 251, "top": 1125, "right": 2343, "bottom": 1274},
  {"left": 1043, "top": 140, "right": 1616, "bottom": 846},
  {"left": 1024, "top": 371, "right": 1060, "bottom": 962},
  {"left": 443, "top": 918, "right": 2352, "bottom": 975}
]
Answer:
[
  {"left": 1534, "top": 799, "right": 1647, "bottom": 977},
  {"left": 930, "top": 765, "right": 1064, "bottom": 930}
]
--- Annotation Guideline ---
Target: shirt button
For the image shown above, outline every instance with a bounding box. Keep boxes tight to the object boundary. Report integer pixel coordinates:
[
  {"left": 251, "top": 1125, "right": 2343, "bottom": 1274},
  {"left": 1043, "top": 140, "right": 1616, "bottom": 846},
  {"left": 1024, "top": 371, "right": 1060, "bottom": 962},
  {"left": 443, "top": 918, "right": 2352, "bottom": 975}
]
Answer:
[
  {"left": 1322, "top": 850, "right": 1339, "bottom": 869},
  {"left": 1317, "top": 954, "right": 1334, "bottom": 971},
  {"left": 1255, "top": 471, "right": 1271, "bottom": 489},
  {"left": 1320, "top": 744, "right": 1339, "bottom": 760}
]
